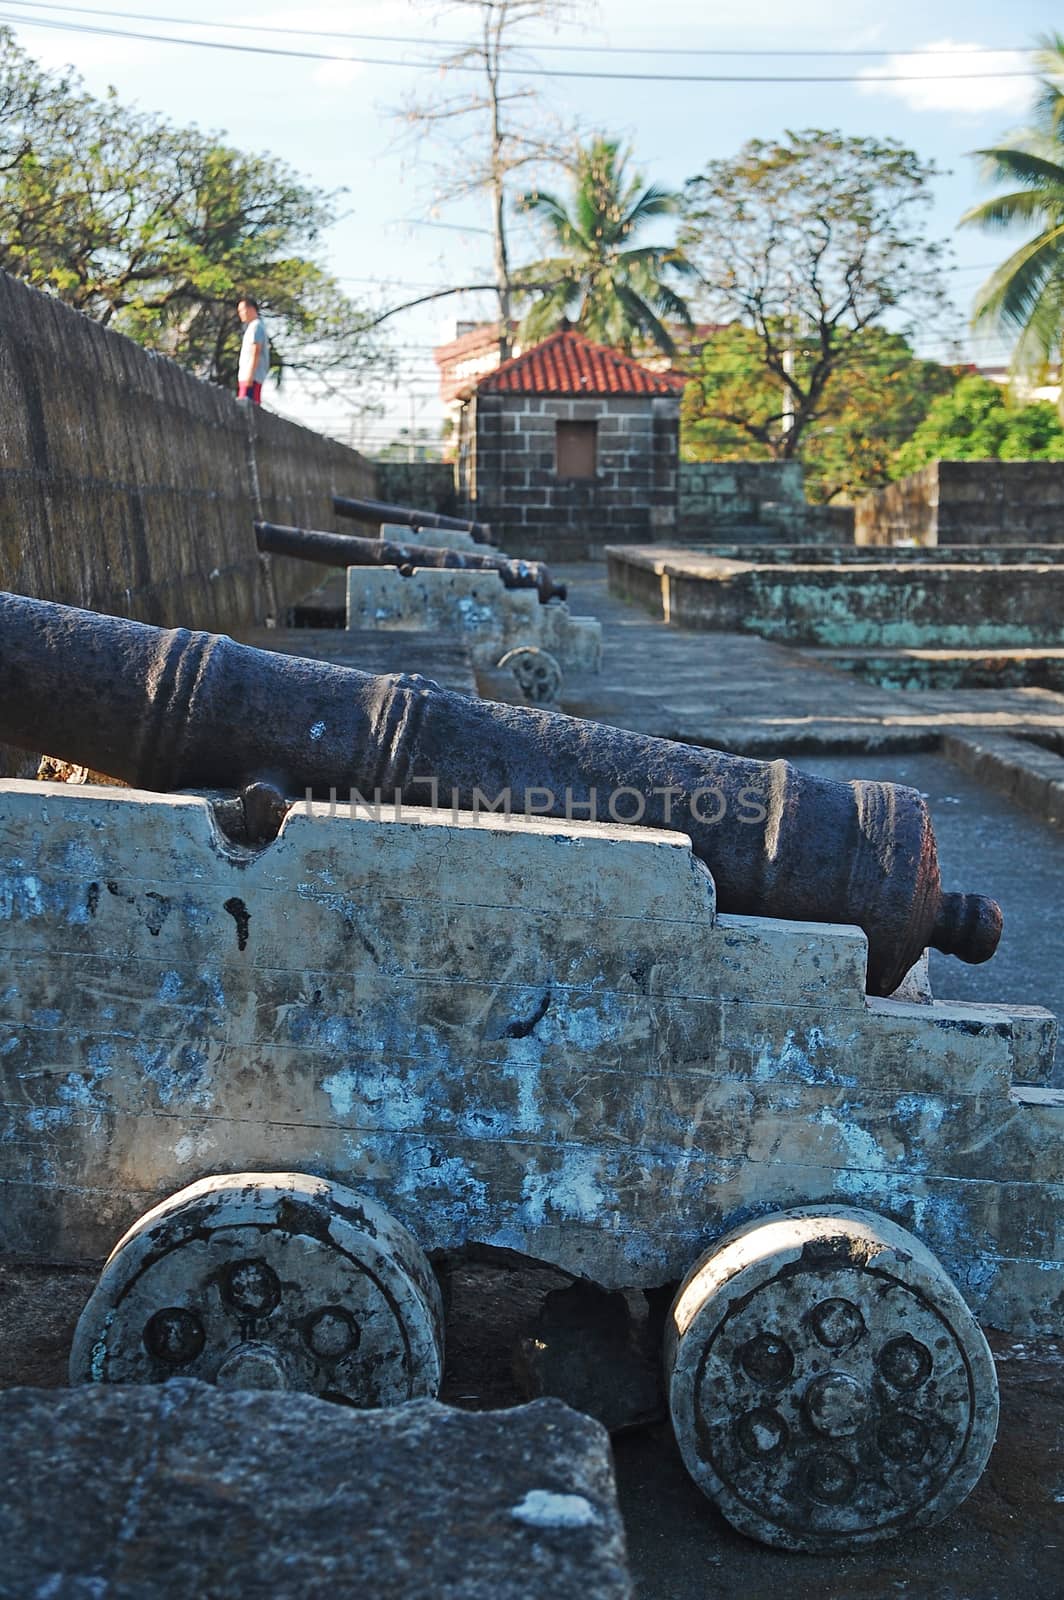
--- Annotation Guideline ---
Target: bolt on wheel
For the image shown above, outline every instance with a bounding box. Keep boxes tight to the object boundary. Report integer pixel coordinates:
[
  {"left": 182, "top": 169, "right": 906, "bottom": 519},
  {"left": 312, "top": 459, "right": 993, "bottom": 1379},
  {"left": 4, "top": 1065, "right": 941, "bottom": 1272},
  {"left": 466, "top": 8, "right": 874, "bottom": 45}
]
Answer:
[
  {"left": 69, "top": 1172, "right": 444, "bottom": 1406},
  {"left": 498, "top": 646, "right": 563, "bottom": 705},
  {"left": 665, "top": 1207, "right": 998, "bottom": 1552}
]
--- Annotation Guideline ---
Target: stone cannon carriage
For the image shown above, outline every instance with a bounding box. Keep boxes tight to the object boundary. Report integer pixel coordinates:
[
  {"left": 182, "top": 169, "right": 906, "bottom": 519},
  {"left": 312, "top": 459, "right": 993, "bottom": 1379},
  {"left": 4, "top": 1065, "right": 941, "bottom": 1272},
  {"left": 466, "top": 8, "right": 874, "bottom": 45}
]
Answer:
[
  {"left": 256, "top": 520, "right": 598, "bottom": 705},
  {"left": 254, "top": 520, "right": 567, "bottom": 604},
  {"left": 0, "top": 593, "right": 1060, "bottom": 1554}
]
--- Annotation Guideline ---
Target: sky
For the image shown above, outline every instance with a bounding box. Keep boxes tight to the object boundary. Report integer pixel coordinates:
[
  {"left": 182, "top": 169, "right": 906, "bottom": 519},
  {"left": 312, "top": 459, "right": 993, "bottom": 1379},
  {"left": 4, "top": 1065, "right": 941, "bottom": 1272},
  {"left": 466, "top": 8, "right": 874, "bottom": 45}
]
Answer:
[{"left": 0, "top": 0, "right": 1058, "bottom": 449}]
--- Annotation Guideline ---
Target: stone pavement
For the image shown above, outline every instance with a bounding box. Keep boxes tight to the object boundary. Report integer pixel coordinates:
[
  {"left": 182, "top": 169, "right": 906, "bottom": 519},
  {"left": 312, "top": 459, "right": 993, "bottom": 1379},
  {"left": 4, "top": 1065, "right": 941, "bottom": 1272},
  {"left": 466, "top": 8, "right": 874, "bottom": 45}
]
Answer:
[{"left": 554, "top": 564, "right": 1064, "bottom": 758}]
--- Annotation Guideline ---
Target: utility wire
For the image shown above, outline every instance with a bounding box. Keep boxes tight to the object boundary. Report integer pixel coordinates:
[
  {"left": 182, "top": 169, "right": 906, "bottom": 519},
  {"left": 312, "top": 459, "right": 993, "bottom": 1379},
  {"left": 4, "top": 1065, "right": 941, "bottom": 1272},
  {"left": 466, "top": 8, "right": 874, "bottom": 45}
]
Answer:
[
  {"left": 0, "top": 0, "right": 1037, "bottom": 57},
  {"left": 0, "top": 10, "right": 1042, "bottom": 82}
]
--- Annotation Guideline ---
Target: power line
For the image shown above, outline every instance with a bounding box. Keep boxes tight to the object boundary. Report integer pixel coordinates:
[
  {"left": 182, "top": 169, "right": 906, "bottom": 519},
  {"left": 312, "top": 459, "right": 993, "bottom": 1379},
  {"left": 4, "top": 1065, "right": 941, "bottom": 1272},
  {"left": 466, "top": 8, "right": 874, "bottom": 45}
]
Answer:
[
  {"left": 0, "top": 9, "right": 1042, "bottom": 82},
  {"left": 400, "top": 218, "right": 494, "bottom": 236},
  {"left": 0, "top": 0, "right": 1038, "bottom": 57},
  {"left": 336, "top": 276, "right": 464, "bottom": 290}
]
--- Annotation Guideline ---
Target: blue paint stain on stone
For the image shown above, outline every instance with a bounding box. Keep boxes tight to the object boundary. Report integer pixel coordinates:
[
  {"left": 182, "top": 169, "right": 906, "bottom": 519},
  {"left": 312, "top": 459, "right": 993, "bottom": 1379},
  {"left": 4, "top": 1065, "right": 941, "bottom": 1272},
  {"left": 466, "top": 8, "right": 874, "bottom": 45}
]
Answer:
[
  {"left": 133, "top": 1040, "right": 212, "bottom": 1108},
  {"left": 85, "top": 1041, "right": 115, "bottom": 1075},
  {"left": 754, "top": 1027, "right": 859, "bottom": 1088}
]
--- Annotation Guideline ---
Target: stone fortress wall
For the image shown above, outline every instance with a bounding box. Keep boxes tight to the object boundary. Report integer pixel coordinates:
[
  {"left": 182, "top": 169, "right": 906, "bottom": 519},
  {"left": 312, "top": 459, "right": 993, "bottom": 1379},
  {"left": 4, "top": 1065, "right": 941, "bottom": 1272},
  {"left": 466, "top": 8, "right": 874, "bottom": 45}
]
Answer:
[
  {"left": 0, "top": 270, "right": 376, "bottom": 631},
  {"left": 855, "top": 460, "right": 1064, "bottom": 547}
]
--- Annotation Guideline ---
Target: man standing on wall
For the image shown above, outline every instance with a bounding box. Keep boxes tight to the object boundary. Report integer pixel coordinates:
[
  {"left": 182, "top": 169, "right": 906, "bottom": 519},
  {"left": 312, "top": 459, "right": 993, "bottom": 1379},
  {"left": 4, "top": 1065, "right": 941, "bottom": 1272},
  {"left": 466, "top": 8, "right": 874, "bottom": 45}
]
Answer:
[{"left": 236, "top": 296, "right": 270, "bottom": 403}]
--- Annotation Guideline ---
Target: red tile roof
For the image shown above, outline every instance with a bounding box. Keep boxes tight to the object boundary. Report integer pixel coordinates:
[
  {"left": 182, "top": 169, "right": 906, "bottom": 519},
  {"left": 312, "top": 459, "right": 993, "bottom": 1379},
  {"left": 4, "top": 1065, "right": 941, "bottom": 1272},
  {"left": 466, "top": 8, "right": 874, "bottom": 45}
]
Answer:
[{"left": 477, "top": 329, "right": 688, "bottom": 398}]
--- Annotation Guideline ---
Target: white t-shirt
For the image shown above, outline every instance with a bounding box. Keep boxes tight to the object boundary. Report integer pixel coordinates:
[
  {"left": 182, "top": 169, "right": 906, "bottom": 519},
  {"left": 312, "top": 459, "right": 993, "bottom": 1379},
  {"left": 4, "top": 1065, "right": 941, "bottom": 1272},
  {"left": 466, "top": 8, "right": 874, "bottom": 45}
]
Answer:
[{"left": 239, "top": 317, "right": 270, "bottom": 384}]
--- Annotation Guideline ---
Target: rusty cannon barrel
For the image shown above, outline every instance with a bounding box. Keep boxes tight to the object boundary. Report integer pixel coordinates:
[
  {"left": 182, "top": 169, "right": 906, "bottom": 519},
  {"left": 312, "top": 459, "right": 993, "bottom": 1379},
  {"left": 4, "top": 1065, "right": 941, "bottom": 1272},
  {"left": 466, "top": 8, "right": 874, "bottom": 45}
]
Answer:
[
  {"left": 332, "top": 493, "right": 492, "bottom": 545},
  {"left": 255, "top": 521, "right": 566, "bottom": 605},
  {"left": 0, "top": 592, "right": 1001, "bottom": 996}
]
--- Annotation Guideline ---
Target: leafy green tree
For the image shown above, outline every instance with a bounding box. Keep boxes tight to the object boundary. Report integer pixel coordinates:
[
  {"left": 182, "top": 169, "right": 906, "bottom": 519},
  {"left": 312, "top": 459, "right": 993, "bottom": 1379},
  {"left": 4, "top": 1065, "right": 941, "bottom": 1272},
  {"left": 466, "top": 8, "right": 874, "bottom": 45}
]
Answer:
[
  {"left": 516, "top": 136, "right": 694, "bottom": 355},
  {"left": 681, "top": 325, "right": 954, "bottom": 502},
  {"left": 680, "top": 131, "right": 951, "bottom": 456},
  {"left": 961, "top": 36, "right": 1064, "bottom": 382},
  {"left": 0, "top": 26, "right": 387, "bottom": 395},
  {"left": 892, "top": 374, "right": 1064, "bottom": 477}
]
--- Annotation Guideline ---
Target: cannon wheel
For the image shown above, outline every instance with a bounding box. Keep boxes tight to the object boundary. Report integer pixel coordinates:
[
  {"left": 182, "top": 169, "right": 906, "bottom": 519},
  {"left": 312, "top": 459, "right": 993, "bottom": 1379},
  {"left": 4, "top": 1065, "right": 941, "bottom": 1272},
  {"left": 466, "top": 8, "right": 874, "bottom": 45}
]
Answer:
[
  {"left": 664, "top": 1207, "right": 998, "bottom": 1552},
  {"left": 69, "top": 1172, "right": 444, "bottom": 1406},
  {"left": 498, "top": 646, "right": 563, "bottom": 705}
]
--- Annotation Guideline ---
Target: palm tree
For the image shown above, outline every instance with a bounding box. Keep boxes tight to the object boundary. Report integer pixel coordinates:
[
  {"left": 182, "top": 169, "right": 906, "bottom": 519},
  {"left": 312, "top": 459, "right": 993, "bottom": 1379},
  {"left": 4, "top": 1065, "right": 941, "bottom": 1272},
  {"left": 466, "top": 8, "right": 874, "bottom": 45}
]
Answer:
[
  {"left": 961, "top": 36, "right": 1064, "bottom": 381},
  {"left": 515, "top": 137, "right": 694, "bottom": 356}
]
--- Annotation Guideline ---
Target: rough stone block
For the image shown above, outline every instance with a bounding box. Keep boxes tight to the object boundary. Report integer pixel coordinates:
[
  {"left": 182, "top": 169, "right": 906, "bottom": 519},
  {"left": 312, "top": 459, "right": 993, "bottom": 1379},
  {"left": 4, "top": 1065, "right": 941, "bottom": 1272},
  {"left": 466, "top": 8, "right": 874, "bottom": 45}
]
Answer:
[{"left": 0, "top": 1383, "right": 632, "bottom": 1600}]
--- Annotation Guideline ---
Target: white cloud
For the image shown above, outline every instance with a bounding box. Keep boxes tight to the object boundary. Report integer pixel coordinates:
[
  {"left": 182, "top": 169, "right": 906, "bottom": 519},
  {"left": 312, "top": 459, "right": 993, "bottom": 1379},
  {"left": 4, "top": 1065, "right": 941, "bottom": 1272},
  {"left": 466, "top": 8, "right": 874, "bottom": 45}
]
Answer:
[{"left": 858, "top": 39, "right": 1034, "bottom": 116}]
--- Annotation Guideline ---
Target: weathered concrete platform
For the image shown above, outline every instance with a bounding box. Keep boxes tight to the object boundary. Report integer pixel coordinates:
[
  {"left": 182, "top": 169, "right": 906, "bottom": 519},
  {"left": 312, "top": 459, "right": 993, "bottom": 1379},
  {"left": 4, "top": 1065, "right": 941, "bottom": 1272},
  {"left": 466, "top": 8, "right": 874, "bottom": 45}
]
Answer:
[
  {"left": 0, "top": 1383, "right": 631, "bottom": 1600},
  {"left": 554, "top": 565, "right": 1064, "bottom": 831},
  {"left": 547, "top": 567, "right": 1064, "bottom": 1065},
  {"left": 659, "top": 544, "right": 1064, "bottom": 567},
  {"left": 558, "top": 568, "right": 1064, "bottom": 757},
  {"left": 606, "top": 545, "right": 1064, "bottom": 649},
  {"left": 805, "top": 647, "right": 1064, "bottom": 694}
]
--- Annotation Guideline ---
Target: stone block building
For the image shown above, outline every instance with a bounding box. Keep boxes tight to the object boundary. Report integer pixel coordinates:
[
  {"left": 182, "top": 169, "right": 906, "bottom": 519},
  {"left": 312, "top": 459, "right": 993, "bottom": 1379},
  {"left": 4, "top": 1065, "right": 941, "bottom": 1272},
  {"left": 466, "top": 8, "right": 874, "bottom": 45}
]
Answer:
[{"left": 454, "top": 329, "right": 685, "bottom": 560}]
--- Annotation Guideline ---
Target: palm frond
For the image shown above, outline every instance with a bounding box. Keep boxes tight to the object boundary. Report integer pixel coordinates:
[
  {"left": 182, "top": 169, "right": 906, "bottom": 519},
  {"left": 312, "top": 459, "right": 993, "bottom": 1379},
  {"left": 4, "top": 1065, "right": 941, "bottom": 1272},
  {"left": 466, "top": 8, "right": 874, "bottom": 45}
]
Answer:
[
  {"left": 1009, "top": 273, "right": 1064, "bottom": 372},
  {"left": 616, "top": 243, "right": 698, "bottom": 277},
  {"left": 961, "top": 188, "right": 1061, "bottom": 232},
  {"left": 971, "top": 145, "right": 1064, "bottom": 193},
  {"left": 614, "top": 282, "right": 674, "bottom": 354},
  {"left": 513, "top": 256, "right": 582, "bottom": 293},
  {"left": 518, "top": 281, "right": 579, "bottom": 345},
  {"left": 1032, "top": 33, "right": 1064, "bottom": 130},
  {"left": 517, "top": 188, "right": 589, "bottom": 255},
  {"left": 971, "top": 224, "right": 1064, "bottom": 332},
  {"left": 647, "top": 280, "right": 695, "bottom": 327},
  {"left": 618, "top": 184, "right": 682, "bottom": 232}
]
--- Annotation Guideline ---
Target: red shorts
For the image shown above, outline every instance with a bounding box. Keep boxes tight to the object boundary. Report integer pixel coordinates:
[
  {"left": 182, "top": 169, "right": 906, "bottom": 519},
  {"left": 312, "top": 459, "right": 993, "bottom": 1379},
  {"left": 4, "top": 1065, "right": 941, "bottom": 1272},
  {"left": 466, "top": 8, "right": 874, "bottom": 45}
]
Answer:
[{"left": 238, "top": 381, "right": 262, "bottom": 403}]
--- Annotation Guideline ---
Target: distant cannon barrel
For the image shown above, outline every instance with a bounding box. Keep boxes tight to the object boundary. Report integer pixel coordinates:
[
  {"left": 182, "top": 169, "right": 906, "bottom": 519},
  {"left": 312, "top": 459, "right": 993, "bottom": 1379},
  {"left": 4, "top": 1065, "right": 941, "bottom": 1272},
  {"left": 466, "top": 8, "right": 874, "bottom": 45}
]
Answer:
[
  {"left": 332, "top": 493, "right": 492, "bottom": 544},
  {"left": 255, "top": 521, "right": 566, "bottom": 605},
  {"left": 0, "top": 592, "right": 1002, "bottom": 996}
]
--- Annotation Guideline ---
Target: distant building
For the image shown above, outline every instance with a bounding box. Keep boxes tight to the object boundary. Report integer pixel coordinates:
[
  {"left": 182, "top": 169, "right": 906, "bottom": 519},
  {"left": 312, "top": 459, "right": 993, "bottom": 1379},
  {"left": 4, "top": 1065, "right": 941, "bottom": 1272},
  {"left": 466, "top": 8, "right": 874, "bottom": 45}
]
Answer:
[
  {"left": 976, "top": 362, "right": 1060, "bottom": 406},
  {"left": 434, "top": 322, "right": 509, "bottom": 413},
  {"left": 453, "top": 327, "right": 687, "bottom": 560},
  {"left": 433, "top": 319, "right": 719, "bottom": 417}
]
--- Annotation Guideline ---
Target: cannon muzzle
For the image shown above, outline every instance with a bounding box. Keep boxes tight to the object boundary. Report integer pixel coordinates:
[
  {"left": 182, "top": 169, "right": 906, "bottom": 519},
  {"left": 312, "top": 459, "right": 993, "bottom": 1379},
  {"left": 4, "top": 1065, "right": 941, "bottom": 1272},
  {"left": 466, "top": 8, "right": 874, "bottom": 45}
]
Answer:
[
  {"left": 332, "top": 494, "right": 492, "bottom": 544},
  {"left": 0, "top": 592, "right": 1002, "bottom": 996},
  {"left": 255, "top": 522, "right": 566, "bottom": 605}
]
